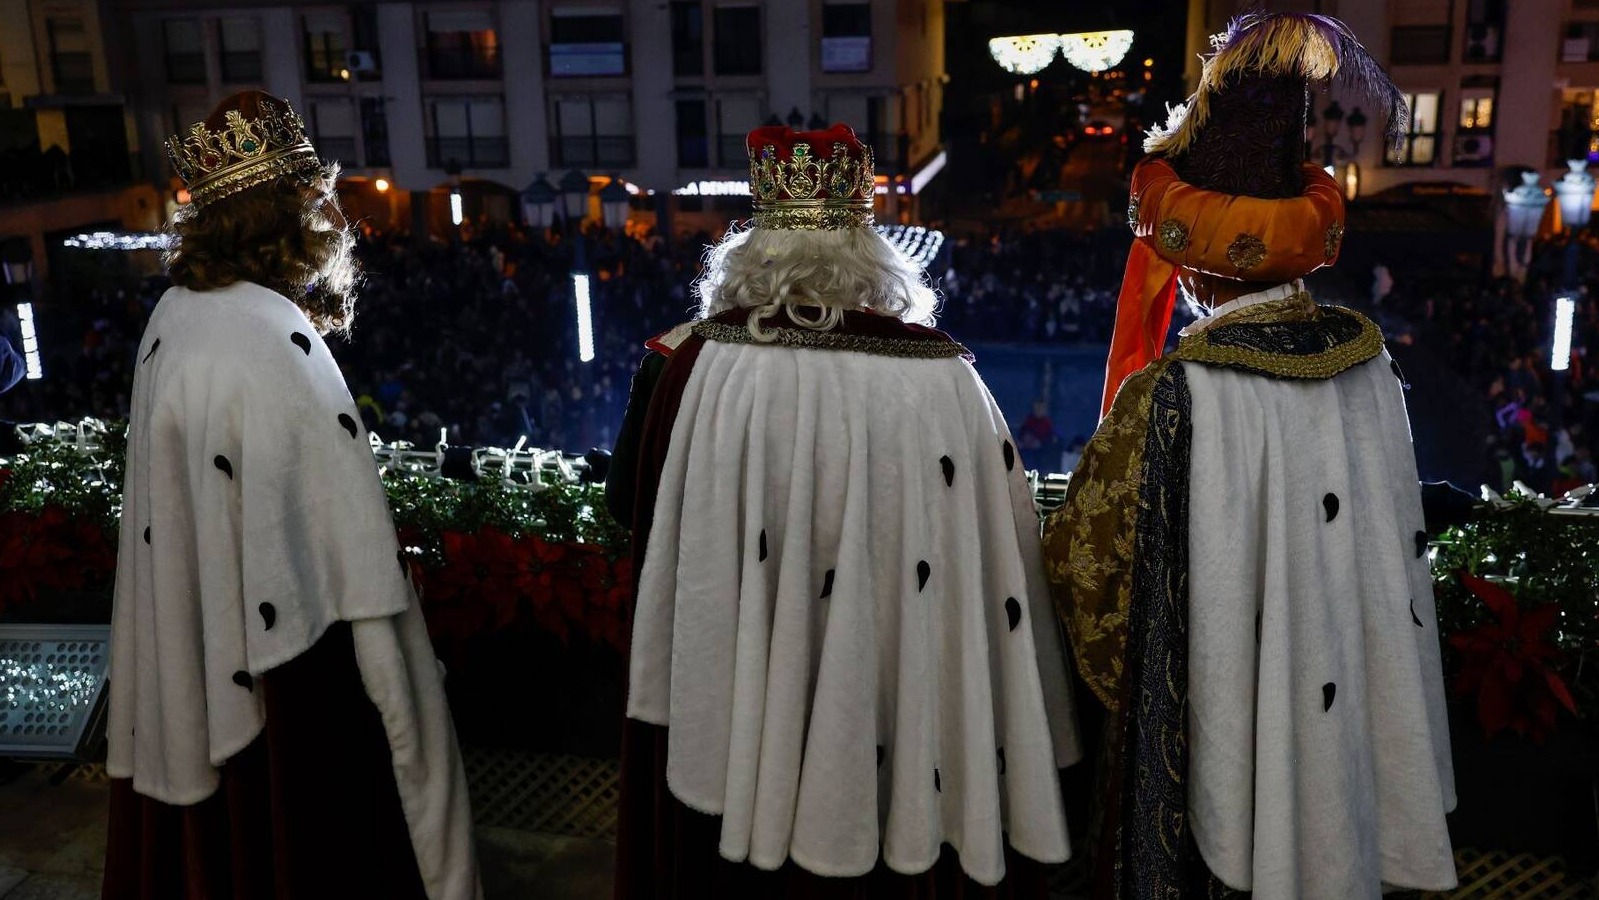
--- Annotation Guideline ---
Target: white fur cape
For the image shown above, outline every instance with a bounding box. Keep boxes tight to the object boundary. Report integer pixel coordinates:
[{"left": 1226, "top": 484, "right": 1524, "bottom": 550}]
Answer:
[
  {"left": 107, "top": 282, "right": 480, "bottom": 900},
  {"left": 627, "top": 332, "right": 1083, "bottom": 886},
  {"left": 1185, "top": 353, "right": 1457, "bottom": 897}
]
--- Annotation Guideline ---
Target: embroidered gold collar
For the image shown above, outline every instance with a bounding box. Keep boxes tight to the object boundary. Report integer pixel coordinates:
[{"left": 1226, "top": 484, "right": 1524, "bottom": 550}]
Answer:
[{"left": 1172, "top": 292, "right": 1383, "bottom": 380}]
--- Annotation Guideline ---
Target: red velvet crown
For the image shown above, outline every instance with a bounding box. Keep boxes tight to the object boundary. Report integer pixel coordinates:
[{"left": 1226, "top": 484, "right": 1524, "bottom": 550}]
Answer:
[{"left": 747, "top": 124, "right": 875, "bottom": 230}]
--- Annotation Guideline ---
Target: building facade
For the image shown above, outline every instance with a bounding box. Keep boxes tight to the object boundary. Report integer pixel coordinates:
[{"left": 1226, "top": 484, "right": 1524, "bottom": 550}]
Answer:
[
  {"left": 0, "top": 0, "right": 162, "bottom": 277},
  {"left": 1184, "top": 0, "right": 1588, "bottom": 199},
  {"left": 110, "top": 0, "right": 948, "bottom": 235}
]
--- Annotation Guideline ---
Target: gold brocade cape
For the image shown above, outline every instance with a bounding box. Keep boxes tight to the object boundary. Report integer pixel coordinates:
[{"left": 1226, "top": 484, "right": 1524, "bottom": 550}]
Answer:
[{"left": 1038, "top": 291, "right": 1384, "bottom": 896}]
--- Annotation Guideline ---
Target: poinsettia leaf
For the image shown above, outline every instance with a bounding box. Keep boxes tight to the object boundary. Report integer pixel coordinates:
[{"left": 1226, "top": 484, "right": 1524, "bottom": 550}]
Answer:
[
  {"left": 1545, "top": 668, "right": 1579, "bottom": 715},
  {"left": 1459, "top": 570, "right": 1519, "bottom": 626}
]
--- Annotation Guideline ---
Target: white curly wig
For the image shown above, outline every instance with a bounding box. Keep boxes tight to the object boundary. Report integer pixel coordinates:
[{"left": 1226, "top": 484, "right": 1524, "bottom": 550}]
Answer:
[{"left": 695, "top": 224, "right": 939, "bottom": 340}]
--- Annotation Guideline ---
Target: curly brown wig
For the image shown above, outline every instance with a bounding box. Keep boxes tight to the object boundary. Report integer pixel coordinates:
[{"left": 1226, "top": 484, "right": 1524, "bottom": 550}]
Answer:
[{"left": 164, "top": 162, "right": 360, "bottom": 335}]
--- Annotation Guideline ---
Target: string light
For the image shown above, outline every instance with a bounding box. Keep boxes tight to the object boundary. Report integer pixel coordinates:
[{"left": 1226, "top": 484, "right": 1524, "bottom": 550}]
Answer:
[
  {"left": 61, "top": 231, "right": 172, "bottom": 251},
  {"left": 1058, "top": 30, "right": 1135, "bottom": 73},
  {"left": 16, "top": 302, "right": 41, "bottom": 380},
  {"left": 988, "top": 34, "right": 1061, "bottom": 75},
  {"left": 573, "top": 272, "right": 595, "bottom": 363},
  {"left": 1553, "top": 296, "right": 1575, "bottom": 373},
  {"left": 876, "top": 225, "right": 945, "bottom": 269}
]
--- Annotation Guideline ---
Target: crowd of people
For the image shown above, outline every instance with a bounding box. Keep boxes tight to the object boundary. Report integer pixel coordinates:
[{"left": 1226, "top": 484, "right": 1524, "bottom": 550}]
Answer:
[
  {"left": 1378, "top": 241, "right": 1599, "bottom": 497},
  {"left": 7, "top": 219, "right": 1593, "bottom": 501},
  {"left": 0, "top": 223, "right": 1129, "bottom": 455}
]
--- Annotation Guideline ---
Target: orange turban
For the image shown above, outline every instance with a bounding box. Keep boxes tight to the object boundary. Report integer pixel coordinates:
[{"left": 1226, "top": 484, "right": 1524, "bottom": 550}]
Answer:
[{"left": 1102, "top": 157, "right": 1347, "bottom": 417}]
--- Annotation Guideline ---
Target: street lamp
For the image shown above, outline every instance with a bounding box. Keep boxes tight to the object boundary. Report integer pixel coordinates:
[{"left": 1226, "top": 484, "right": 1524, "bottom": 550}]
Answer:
[
  {"left": 1503, "top": 170, "right": 1550, "bottom": 282},
  {"left": 1555, "top": 159, "right": 1595, "bottom": 232},
  {"left": 521, "top": 173, "right": 557, "bottom": 231},
  {"left": 599, "top": 176, "right": 630, "bottom": 231},
  {"left": 559, "top": 169, "right": 589, "bottom": 224}
]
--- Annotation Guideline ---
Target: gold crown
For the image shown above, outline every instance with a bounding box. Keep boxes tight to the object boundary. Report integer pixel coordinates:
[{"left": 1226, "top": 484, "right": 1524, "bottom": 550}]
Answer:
[
  {"left": 748, "top": 140, "right": 875, "bottom": 230},
  {"left": 166, "top": 97, "right": 322, "bottom": 208}
]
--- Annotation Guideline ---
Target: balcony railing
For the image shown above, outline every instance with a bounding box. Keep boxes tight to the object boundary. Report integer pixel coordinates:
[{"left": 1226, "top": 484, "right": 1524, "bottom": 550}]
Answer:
[
  {"left": 551, "top": 135, "right": 635, "bottom": 168},
  {"left": 166, "top": 52, "right": 206, "bottom": 84},
  {"left": 51, "top": 53, "right": 95, "bottom": 93},
  {"left": 426, "top": 46, "right": 501, "bottom": 80},
  {"left": 427, "top": 135, "right": 509, "bottom": 169},
  {"left": 221, "top": 51, "right": 263, "bottom": 83},
  {"left": 317, "top": 136, "right": 360, "bottom": 167}
]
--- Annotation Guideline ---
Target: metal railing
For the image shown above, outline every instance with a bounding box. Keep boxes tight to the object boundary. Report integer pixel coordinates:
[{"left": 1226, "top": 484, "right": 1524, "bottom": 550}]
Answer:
[
  {"left": 550, "top": 135, "right": 635, "bottom": 168},
  {"left": 426, "top": 45, "right": 502, "bottom": 80},
  {"left": 427, "top": 135, "right": 510, "bottom": 169}
]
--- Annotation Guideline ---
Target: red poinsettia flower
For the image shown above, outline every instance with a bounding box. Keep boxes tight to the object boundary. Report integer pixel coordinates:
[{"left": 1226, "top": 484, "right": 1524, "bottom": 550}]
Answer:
[
  {"left": 1448, "top": 570, "right": 1578, "bottom": 743},
  {"left": 430, "top": 527, "right": 526, "bottom": 628}
]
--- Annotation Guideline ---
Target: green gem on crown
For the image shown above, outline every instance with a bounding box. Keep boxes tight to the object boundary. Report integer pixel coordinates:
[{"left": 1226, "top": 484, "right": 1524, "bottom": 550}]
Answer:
[{"left": 241, "top": 139, "right": 258, "bottom": 153}]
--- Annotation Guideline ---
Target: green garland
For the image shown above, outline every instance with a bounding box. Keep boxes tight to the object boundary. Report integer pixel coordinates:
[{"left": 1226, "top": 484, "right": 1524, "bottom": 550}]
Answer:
[
  {"left": 1432, "top": 493, "right": 1599, "bottom": 721},
  {"left": 0, "top": 421, "right": 628, "bottom": 573}
]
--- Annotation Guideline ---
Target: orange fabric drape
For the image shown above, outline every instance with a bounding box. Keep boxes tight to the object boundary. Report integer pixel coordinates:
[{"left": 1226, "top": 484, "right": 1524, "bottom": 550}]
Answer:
[{"left": 1102, "top": 158, "right": 1346, "bottom": 418}]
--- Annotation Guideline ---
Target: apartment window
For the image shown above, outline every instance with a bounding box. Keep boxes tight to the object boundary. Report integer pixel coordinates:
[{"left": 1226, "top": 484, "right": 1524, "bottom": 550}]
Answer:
[
  {"left": 1453, "top": 92, "right": 1495, "bottom": 167},
  {"left": 713, "top": 6, "right": 761, "bottom": 75},
  {"left": 715, "top": 95, "right": 759, "bottom": 165},
  {"left": 164, "top": 20, "right": 206, "bottom": 84},
  {"left": 820, "top": 2, "right": 871, "bottom": 73},
  {"left": 428, "top": 96, "right": 508, "bottom": 167},
  {"left": 551, "top": 94, "right": 635, "bottom": 167},
  {"left": 220, "top": 18, "right": 263, "bottom": 83},
  {"left": 361, "top": 97, "right": 391, "bottom": 167},
  {"left": 1391, "top": 92, "right": 1441, "bottom": 166},
  {"left": 46, "top": 17, "right": 94, "bottom": 94},
  {"left": 671, "top": 2, "right": 704, "bottom": 77},
  {"left": 1389, "top": 26, "right": 1451, "bottom": 65},
  {"left": 304, "top": 11, "right": 347, "bottom": 82},
  {"left": 308, "top": 98, "right": 358, "bottom": 165},
  {"left": 549, "top": 11, "right": 626, "bottom": 77},
  {"left": 676, "top": 99, "right": 708, "bottom": 167},
  {"left": 1563, "top": 23, "right": 1599, "bottom": 62},
  {"left": 426, "top": 10, "right": 501, "bottom": 80},
  {"left": 1462, "top": 0, "right": 1504, "bottom": 63}
]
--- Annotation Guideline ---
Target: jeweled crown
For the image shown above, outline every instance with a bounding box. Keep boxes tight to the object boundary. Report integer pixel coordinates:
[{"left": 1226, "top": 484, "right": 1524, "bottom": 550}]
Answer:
[
  {"left": 166, "top": 91, "right": 323, "bottom": 209},
  {"left": 747, "top": 124, "right": 875, "bottom": 230}
]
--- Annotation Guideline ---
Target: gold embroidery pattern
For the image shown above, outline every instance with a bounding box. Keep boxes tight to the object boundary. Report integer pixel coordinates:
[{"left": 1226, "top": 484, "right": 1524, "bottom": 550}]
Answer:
[
  {"left": 1226, "top": 233, "right": 1268, "bottom": 271},
  {"left": 693, "top": 320, "right": 969, "bottom": 359},
  {"left": 1157, "top": 219, "right": 1189, "bottom": 253},
  {"left": 1174, "top": 296, "right": 1385, "bottom": 379},
  {"left": 1126, "top": 194, "right": 1141, "bottom": 231},
  {"left": 1041, "top": 359, "right": 1171, "bottom": 710},
  {"left": 1325, "top": 221, "right": 1345, "bottom": 259}
]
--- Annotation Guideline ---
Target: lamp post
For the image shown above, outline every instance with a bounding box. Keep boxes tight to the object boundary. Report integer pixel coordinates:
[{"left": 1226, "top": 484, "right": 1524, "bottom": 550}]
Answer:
[
  {"left": 1311, "top": 101, "right": 1366, "bottom": 200},
  {"left": 520, "top": 173, "right": 557, "bottom": 232},
  {"left": 599, "top": 176, "right": 630, "bottom": 231},
  {"left": 1503, "top": 170, "right": 1550, "bottom": 283},
  {"left": 557, "top": 170, "right": 594, "bottom": 365},
  {"left": 559, "top": 169, "right": 589, "bottom": 226},
  {"left": 1549, "top": 160, "right": 1593, "bottom": 481}
]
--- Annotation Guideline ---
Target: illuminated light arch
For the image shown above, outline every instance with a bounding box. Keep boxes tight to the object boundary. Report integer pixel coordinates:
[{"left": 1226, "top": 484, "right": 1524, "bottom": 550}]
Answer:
[
  {"left": 988, "top": 34, "right": 1061, "bottom": 75},
  {"left": 1057, "top": 30, "right": 1135, "bottom": 73}
]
